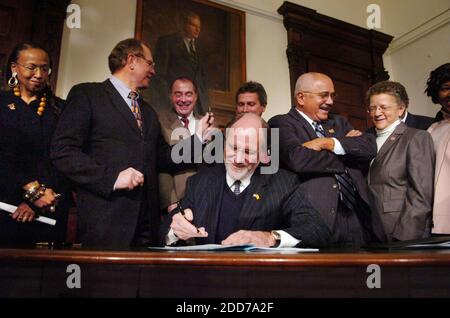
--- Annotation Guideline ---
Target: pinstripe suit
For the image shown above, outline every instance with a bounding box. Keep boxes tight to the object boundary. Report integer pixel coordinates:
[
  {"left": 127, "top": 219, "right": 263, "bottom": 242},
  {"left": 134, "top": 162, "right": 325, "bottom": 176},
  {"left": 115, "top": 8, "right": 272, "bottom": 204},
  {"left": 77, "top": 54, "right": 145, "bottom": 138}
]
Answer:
[{"left": 161, "top": 164, "right": 332, "bottom": 247}]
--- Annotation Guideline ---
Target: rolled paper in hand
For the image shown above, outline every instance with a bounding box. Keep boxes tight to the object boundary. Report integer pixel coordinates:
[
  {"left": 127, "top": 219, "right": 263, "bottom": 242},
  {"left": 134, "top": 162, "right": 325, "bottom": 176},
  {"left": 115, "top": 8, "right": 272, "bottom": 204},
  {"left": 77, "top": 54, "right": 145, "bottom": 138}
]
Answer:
[{"left": 0, "top": 201, "right": 56, "bottom": 226}]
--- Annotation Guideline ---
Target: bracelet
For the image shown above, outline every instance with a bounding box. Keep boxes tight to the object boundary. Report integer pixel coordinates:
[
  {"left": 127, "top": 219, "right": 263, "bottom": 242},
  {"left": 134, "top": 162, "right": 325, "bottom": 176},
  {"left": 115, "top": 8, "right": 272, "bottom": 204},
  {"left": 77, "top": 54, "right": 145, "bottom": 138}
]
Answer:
[
  {"left": 23, "top": 180, "right": 40, "bottom": 192},
  {"left": 24, "top": 183, "right": 46, "bottom": 203}
]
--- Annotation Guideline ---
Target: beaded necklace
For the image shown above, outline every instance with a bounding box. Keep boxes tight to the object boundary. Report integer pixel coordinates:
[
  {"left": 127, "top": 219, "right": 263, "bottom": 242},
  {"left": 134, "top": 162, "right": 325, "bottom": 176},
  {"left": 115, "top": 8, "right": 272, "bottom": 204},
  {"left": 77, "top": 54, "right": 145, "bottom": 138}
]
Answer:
[{"left": 13, "top": 85, "right": 47, "bottom": 116}]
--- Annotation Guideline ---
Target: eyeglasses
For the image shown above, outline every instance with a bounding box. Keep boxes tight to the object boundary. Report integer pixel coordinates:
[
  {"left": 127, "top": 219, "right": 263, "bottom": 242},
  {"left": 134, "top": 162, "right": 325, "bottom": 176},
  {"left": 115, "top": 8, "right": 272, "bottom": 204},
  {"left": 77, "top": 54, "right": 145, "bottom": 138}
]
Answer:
[
  {"left": 133, "top": 54, "right": 156, "bottom": 69},
  {"left": 15, "top": 63, "right": 51, "bottom": 75},
  {"left": 300, "top": 91, "right": 337, "bottom": 101},
  {"left": 367, "top": 105, "right": 396, "bottom": 114}
]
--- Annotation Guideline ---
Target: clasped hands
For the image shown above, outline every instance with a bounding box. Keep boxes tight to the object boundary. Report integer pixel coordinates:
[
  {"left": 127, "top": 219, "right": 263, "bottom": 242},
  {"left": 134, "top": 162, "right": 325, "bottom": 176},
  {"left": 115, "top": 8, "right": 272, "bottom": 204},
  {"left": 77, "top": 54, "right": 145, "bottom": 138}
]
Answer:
[
  {"left": 13, "top": 188, "right": 60, "bottom": 223},
  {"left": 302, "top": 129, "right": 362, "bottom": 151},
  {"left": 170, "top": 209, "right": 276, "bottom": 247}
]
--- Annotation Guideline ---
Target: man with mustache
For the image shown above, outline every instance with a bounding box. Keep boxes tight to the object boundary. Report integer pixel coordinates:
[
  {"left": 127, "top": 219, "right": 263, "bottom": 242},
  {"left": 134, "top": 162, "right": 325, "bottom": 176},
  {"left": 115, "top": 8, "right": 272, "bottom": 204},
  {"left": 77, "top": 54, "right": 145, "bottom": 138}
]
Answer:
[
  {"left": 269, "top": 72, "right": 386, "bottom": 247},
  {"left": 158, "top": 77, "right": 201, "bottom": 213}
]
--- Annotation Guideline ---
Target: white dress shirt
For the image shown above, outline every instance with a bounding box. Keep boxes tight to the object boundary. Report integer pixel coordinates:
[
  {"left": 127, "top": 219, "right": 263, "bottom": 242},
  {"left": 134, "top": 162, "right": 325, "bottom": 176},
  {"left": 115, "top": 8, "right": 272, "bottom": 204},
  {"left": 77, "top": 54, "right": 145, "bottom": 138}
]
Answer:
[
  {"left": 177, "top": 112, "right": 197, "bottom": 136},
  {"left": 296, "top": 109, "right": 346, "bottom": 155}
]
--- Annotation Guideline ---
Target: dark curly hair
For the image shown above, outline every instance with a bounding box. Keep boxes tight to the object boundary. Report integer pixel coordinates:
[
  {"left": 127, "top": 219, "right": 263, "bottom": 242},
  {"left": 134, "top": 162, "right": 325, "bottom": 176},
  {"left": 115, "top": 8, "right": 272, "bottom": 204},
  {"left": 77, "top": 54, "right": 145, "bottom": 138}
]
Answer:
[{"left": 425, "top": 63, "right": 450, "bottom": 104}]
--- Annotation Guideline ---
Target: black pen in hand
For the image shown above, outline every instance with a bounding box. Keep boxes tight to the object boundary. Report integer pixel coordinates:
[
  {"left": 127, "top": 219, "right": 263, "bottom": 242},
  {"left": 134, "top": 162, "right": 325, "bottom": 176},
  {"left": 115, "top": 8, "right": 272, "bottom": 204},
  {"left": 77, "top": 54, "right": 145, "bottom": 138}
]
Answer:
[{"left": 176, "top": 201, "right": 200, "bottom": 234}]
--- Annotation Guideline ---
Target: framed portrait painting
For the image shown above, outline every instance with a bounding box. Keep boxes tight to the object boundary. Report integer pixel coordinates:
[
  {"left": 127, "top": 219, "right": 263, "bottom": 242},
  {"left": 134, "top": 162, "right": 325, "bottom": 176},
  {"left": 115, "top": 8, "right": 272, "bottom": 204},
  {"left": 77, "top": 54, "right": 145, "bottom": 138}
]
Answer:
[{"left": 135, "top": 0, "right": 246, "bottom": 127}]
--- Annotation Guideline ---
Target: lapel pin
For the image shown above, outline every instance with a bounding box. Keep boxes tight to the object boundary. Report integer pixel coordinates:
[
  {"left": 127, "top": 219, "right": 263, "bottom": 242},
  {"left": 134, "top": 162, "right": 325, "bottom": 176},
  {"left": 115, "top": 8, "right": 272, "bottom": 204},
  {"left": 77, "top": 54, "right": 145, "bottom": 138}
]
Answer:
[
  {"left": 390, "top": 136, "right": 396, "bottom": 141},
  {"left": 7, "top": 103, "right": 16, "bottom": 110},
  {"left": 252, "top": 194, "right": 261, "bottom": 201},
  {"left": 328, "top": 128, "right": 335, "bottom": 134}
]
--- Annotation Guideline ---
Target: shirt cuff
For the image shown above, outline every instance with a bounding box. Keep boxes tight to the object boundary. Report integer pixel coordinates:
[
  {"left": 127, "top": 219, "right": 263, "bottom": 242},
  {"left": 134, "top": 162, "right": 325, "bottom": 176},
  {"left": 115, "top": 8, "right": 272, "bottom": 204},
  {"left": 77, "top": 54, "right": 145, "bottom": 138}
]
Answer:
[
  {"left": 277, "top": 230, "right": 301, "bottom": 248},
  {"left": 332, "top": 138, "right": 346, "bottom": 155},
  {"left": 165, "top": 228, "right": 179, "bottom": 246}
]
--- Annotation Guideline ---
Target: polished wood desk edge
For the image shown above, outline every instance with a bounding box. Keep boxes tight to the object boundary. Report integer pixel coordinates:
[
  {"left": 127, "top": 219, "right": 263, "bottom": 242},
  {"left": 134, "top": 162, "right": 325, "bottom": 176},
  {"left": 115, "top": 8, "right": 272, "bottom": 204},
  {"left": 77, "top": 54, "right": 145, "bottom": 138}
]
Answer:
[{"left": 1, "top": 248, "right": 450, "bottom": 266}]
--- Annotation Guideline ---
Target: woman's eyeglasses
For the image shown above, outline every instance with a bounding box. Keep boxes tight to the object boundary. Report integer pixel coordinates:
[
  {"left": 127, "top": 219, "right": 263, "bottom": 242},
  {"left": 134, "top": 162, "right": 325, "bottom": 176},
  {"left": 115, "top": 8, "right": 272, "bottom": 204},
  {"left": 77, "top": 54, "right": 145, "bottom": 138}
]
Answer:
[{"left": 15, "top": 63, "right": 51, "bottom": 75}]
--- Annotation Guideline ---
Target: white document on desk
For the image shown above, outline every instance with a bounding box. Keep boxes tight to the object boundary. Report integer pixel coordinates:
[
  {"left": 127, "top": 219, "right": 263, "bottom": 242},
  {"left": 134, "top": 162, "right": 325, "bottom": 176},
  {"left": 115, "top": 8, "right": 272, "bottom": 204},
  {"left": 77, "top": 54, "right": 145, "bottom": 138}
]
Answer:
[
  {"left": 149, "top": 244, "right": 253, "bottom": 251},
  {"left": 149, "top": 244, "right": 318, "bottom": 252}
]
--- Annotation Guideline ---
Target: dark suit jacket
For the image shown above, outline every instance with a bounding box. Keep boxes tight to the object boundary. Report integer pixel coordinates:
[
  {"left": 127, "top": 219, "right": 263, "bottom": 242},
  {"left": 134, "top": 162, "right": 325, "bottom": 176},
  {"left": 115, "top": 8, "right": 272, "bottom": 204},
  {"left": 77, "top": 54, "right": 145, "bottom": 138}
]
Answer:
[
  {"left": 51, "top": 80, "right": 198, "bottom": 248},
  {"left": 161, "top": 164, "right": 332, "bottom": 248},
  {"left": 0, "top": 90, "right": 71, "bottom": 245},
  {"left": 367, "top": 123, "right": 434, "bottom": 241},
  {"left": 153, "top": 33, "right": 208, "bottom": 114},
  {"left": 404, "top": 112, "right": 435, "bottom": 130},
  {"left": 268, "top": 108, "right": 386, "bottom": 243}
]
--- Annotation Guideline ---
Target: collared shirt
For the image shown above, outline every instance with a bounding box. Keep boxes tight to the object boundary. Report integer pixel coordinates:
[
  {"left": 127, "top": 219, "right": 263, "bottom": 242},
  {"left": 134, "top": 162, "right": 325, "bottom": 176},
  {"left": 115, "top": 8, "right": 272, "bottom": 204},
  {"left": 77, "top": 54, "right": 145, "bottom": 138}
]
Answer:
[
  {"left": 109, "top": 75, "right": 135, "bottom": 111},
  {"left": 177, "top": 112, "right": 196, "bottom": 135},
  {"left": 296, "top": 109, "right": 346, "bottom": 155},
  {"left": 402, "top": 111, "right": 408, "bottom": 124},
  {"left": 183, "top": 38, "right": 196, "bottom": 54},
  {"left": 225, "top": 171, "right": 253, "bottom": 193}
]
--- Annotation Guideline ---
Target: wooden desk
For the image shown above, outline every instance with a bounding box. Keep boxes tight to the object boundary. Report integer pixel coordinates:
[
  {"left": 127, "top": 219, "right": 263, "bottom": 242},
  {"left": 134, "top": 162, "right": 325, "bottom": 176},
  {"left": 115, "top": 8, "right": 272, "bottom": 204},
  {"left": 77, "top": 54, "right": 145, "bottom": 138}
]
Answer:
[{"left": 1, "top": 247, "right": 450, "bottom": 297}]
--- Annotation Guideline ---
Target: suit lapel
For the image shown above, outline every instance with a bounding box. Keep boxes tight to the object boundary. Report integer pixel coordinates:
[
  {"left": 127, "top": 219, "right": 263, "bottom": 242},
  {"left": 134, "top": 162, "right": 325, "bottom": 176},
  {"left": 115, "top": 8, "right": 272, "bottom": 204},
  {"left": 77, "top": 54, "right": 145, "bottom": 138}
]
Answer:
[
  {"left": 204, "top": 165, "right": 226, "bottom": 241},
  {"left": 238, "top": 169, "right": 269, "bottom": 229},
  {"left": 321, "top": 117, "right": 338, "bottom": 138},
  {"left": 372, "top": 123, "right": 406, "bottom": 168},
  {"left": 103, "top": 80, "right": 142, "bottom": 136},
  {"left": 288, "top": 108, "right": 317, "bottom": 140}
]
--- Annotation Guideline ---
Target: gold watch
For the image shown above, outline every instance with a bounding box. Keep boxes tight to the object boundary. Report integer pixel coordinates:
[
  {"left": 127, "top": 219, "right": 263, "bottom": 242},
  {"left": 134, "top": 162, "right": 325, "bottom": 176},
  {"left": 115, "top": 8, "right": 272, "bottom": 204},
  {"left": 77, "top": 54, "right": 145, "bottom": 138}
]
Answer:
[{"left": 270, "top": 230, "right": 281, "bottom": 247}]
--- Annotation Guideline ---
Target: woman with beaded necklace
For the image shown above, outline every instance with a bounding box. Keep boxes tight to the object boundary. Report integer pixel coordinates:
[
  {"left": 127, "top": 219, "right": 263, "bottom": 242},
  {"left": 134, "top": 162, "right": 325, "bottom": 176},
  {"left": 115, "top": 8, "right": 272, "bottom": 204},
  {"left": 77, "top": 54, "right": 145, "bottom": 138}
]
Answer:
[{"left": 0, "top": 42, "right": 71, "bottom": 246}]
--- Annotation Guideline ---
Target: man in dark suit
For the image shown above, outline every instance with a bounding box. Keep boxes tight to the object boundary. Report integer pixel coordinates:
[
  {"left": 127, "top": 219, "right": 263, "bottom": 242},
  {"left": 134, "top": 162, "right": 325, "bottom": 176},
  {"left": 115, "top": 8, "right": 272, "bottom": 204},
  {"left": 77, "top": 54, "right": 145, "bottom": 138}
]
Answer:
[
  {"left": 151, "top": 11, "right": 208, "bottom": 115},
  {"left": 162, "top": 113, "right": 331, "bottom": 248},
  {"left": 269, "top": 72, "right": 386, "bottom": 247},
  {"left": 402, "top": 110, "right": 434, "bottom": 130},
  {"left": 51, "top": 39, "right": 213, "bottom": 249}
]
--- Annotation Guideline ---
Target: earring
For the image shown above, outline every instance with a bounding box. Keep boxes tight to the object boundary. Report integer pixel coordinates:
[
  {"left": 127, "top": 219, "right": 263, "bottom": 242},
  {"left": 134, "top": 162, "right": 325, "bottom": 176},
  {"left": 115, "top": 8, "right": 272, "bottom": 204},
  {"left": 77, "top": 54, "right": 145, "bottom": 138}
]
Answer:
[
  {"left": 8, "top": 72, "right": 20, "bottom": 97},
  {"left": 8, "top": 72, "right": 18, "bottom": 88}
]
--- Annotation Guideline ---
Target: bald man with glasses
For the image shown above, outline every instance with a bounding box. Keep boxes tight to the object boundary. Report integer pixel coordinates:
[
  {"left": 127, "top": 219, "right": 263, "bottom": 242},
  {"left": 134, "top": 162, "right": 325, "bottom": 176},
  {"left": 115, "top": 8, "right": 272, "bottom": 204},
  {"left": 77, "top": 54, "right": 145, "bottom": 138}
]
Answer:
[{"left": 269, "top": 72, "right": 386, "bottom": 247}]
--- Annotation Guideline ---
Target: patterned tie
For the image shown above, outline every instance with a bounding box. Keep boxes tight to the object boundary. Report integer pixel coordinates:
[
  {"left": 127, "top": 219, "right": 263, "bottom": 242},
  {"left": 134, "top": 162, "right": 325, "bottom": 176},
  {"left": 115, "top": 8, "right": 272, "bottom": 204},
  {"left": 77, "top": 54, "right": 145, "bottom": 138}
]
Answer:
[
  {"left": 312, "top": 121, "right": 325, "bottom": 138},
  {"left": 128, "top": 91, "right": 143, "bottom": 134},
  {"left": 312, "top": 121, "right": 358, "bottom": 212},
  {"left": 181, "top": 116, "right": 189, "bottom": 129},
  {"left": 233, "top": 180, "right": 241, "bottom": 195}
]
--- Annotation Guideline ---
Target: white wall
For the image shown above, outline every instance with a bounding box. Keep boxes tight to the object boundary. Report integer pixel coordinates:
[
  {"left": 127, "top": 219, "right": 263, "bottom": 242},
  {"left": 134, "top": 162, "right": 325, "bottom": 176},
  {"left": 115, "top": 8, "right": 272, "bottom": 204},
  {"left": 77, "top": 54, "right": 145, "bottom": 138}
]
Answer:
[
  {"left": 57, "top": 0, "right": 450, "bottom": 119},
  {"left": 56, "top": 0, "right": 137, "bottom": 97},
  {"left": 381, "top": 1, "right": 450, "bottom": 117}
]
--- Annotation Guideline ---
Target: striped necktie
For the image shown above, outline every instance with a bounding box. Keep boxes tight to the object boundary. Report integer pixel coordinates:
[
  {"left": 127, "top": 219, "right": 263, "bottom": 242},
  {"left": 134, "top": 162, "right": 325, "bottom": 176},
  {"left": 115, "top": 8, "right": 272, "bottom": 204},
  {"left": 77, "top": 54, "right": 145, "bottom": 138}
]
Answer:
[
  {"left": 312, "top": 121, "right": 358, "bottom": 212},
  {"left": 128, "top": 91, "right": 143, "bottom": 134},
  {"left": 181, "top": 116, "right": 189, "bottom": 129},
  {"left": 312, "top": 121, "right": 325, "bottom": 137}
]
